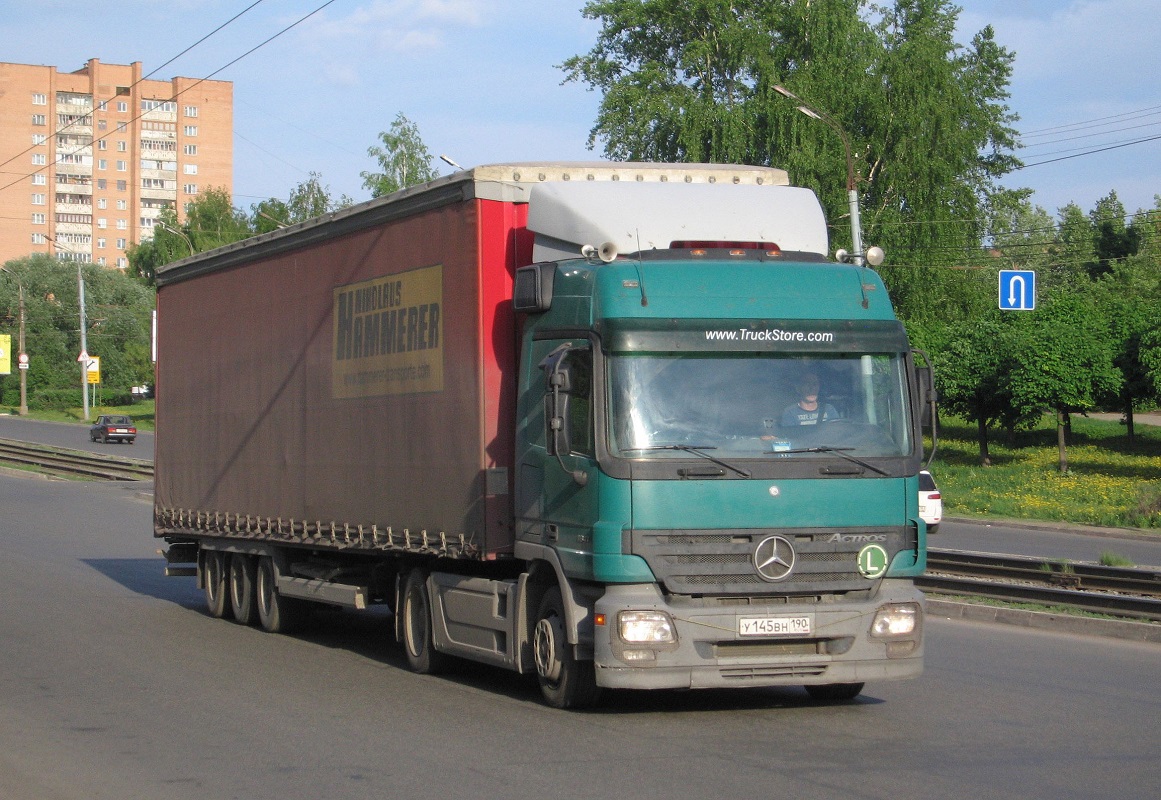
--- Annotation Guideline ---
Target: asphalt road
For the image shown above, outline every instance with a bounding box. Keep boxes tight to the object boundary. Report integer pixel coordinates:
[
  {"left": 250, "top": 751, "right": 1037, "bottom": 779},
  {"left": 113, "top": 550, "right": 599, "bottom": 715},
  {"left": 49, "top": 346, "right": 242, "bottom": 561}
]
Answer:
[
  {"left": 0, "top": 414, "right": 154, "bottom": 459},
  {"left": 1, "top": 471, "right": 1159, "bottom": 800}
]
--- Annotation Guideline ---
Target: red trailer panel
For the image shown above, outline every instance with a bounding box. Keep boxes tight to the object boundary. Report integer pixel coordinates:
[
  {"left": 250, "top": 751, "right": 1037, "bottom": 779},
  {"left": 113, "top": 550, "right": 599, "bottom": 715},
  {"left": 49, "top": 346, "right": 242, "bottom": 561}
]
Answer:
[{"left": 155, "top": 195, "right": 528, "bottom": 558}]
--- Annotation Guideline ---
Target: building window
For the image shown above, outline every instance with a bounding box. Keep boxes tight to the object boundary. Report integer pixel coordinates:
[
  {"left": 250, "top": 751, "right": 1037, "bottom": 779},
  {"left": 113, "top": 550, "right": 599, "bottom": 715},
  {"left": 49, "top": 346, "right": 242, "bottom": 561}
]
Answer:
[
  {"left": 117, "top": 101, "right": 128, "bottom": 112},
  {"left": 97, "top": 100, "right": 108, "bottom": 111},
  {"left": 97, "top": 178, "right": 107, "bottom": 190},
  {"left": 32, "top": 233, "right": 47, "bottom": 244},
  {"left": 184, "top": 184, "right": 198, "bottom": 195},
  {"left": 116, "top": 238, "right": 126, "bottom": 249},
  {"left": 98, "top": 159, "right": 107, "bottom": 170},
  {"left": 117, "top": 180, "right": 127, "bottom": 191},
  {"left": 116, "top": 219, "right": 127, "bottom": 229},
  {"left": 97, "top": 198, "right": 107, "bottom": 209},
  {"left": 184, "top": 105, "right": 199, "bottom": 117},
  {"left": 32, "top": 114, "right": 46, "bottom": 126},
  {"left": 32, "top": 134, "right": 47, "bottom": 146},
  {"left": 32, "top": 93, "right": 47, "bottom": 105},
  {"left": 97, "top": 218, "right": 107, "bottom": 229},
  {"left": 183, "top": 125, "right": 198, "bottom": 136},
  {"left": 116, "top": 200, "right": 127, "bottom": 210},
  {"left": 32, "top": 174, "right": 46, "bottom": 185},
  {"left": 116, "top": 257, "right": 127, "bottom": 268},
  {"left": 117, "top": 122, "right": 127, "bottom": 132},
  {"left": 32, "top": 153, "right": 46, "bottom": 165},
  {"left": 116, "top": 160, "right": 128, "bottom": 171},
  {"left": 184, "top": 164, "right": 198, "bottom": 175},
  {"left": 117, "top": 141, "right": 127, "bottom": 152},
  {"left": 183, "top": 144, "right": 198, "bottom": 156},
  {"left": 142, "top": 100, "right": 177, "bottom": 113},
  {"left": 31, "top": 194, "right": 46, "bottom": 205},
  {"left": 32, "top": 213, "right": 46, "bottom": 225},
  {"left": 98, "top": 139, "right": 108, "bottom": 151}
]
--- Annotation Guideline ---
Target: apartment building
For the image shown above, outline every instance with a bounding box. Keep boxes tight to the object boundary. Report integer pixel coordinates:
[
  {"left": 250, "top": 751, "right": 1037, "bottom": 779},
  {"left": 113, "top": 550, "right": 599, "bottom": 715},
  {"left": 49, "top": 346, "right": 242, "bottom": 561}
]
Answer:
[{"left": 0, "top": 59, "right": 232, "bottom": 268}]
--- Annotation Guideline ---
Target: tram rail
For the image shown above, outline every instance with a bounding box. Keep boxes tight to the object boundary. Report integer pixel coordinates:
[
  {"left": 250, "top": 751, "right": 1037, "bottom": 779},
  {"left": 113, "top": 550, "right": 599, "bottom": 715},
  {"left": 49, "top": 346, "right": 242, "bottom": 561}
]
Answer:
[{"left": 0, "top": 437, "right": 153, "bottom": 481}]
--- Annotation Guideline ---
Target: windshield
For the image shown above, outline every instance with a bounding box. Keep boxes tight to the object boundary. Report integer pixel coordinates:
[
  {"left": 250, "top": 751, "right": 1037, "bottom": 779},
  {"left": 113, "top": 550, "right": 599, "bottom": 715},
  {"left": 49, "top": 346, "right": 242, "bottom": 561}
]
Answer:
[{"left": 609, "top": 353, "right": 912, "bottom": 459}]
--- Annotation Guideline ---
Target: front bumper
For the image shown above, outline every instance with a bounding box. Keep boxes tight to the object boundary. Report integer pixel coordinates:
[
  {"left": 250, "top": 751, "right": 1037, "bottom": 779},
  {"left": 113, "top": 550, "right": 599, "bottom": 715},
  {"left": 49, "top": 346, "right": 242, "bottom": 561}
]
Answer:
[{"left": 593, "top": 580, "right": 924, "bottom": 690}]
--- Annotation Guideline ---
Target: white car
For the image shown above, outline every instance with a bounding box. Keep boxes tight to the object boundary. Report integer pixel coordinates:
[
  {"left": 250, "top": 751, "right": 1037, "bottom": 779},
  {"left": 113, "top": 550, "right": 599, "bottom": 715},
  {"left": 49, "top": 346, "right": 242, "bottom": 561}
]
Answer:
[{"left": 918, "top": 470, "right": 942, "bottom": 533}]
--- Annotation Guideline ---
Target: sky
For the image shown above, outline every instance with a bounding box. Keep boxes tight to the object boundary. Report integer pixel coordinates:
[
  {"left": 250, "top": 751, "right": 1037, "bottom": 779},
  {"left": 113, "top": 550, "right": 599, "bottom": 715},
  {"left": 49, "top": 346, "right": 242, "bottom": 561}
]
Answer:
[{"left": 3, "top": 0, "right": 1159, "bottom": 223}]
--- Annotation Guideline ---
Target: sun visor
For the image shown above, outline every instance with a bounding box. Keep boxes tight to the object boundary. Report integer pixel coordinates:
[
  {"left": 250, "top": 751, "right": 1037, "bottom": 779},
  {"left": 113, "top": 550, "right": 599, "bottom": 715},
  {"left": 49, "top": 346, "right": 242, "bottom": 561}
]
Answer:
[{"left": 526, "top": 181, "right": 829, "bottom": 262}]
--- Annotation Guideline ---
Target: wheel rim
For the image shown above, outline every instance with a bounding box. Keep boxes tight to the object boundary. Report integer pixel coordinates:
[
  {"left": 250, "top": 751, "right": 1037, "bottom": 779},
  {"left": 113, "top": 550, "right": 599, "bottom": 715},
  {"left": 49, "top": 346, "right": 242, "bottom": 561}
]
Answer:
[
  {"left": 257, "top": 560, "right": 273, "bottom": 619},
  {"left": 534, "top": 613, "right": 564, "bottom": 685}
]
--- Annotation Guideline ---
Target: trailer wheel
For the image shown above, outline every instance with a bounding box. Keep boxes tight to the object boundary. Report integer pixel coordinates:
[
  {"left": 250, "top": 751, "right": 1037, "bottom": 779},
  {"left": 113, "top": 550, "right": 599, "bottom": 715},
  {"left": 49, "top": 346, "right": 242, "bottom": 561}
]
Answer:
[
  {"left": 533, "top": 586, "right": 600, "bottom": 709},
  {"left": 228, "top": 553, "right": 258, "bottom": 625},
  {"left": 401, "top": 569, "right": 447, "bottom": 674},
  {"left": 255, "top": 556, "right": 303, "bottom": 634},
  {"left": 202, "top": 550, "right": 233, "bottom": 620},
  {"left": 804, "top": 682, "right": 864, "bottom": 703}
]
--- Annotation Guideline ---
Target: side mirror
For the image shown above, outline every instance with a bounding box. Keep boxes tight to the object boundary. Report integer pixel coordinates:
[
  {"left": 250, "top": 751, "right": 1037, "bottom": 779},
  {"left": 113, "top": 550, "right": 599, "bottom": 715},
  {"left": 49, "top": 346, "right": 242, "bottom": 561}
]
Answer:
[
  {"left": 537, "top": 344, "right": 588, "bottom": 486},
  {"left": 912, "top": 349, "right": 938, "bottom": 466}
]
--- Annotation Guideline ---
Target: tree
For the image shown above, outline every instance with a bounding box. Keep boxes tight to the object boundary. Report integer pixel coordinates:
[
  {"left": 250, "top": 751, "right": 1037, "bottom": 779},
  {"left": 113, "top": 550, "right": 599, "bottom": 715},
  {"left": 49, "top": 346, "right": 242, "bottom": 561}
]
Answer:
[
  {"left": 251, "top": 172, "right": 354, "bottom": 233},
  {"left": 562, "top": 1, "right": 1021, "bottom": 320},
  {"left": 361, "top": 113, "right": 439, "bottom": 198},
  {"left": 1005, "top": 292, "right": 1122, "bottom": 473},
  {"left": 0, "top": 255, "right": 154, "bottom": 410},
  {"left": 182, "top": 187, "right": 252, "bottom": 252},
  {"left": 930, "top": 316, "right": 1010, "bottom": 465},
  {"left": 1089, "top": 191, "right": 1140, "bottom": 278}
]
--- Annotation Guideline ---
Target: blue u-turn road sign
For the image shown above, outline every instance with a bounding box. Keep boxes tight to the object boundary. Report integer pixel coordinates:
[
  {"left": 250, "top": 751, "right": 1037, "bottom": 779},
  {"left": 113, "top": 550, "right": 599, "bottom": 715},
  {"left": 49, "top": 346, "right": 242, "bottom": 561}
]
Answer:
[{"left": 999, "top": 269, "right": 1036, "bottom": 310}]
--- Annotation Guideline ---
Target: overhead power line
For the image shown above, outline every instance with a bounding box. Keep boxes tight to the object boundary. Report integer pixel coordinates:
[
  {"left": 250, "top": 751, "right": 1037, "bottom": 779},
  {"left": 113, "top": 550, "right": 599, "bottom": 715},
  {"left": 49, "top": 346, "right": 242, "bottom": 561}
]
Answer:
[{"left": 0, "top": 1, "right": 267, "bottom": 176}]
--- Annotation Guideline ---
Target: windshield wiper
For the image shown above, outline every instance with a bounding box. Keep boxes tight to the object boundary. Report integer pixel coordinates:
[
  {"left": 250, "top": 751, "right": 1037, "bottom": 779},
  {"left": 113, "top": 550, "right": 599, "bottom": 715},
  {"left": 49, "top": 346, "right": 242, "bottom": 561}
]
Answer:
[
  {"left": 766, "top": 445, "right": 889, "bottom": 476},
  {"left": 629, "top": 444, "right": 751, "bottom": 478}
]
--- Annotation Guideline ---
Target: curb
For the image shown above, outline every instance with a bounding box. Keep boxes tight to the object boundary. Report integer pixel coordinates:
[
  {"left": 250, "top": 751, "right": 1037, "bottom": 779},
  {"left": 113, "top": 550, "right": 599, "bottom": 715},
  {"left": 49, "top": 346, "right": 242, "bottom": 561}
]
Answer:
[
  {"left": 943, "top": 516, "right": 1159, "bottom": 543},
  {"left": 927, "top": 598, "right": 1161, "bottom": 644}
]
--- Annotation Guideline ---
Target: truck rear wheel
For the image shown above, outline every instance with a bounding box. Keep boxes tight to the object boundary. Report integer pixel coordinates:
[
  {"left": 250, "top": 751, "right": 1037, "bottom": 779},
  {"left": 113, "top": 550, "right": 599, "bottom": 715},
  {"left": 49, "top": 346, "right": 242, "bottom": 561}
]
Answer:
[
  {"left": 401, "top": 569, "right": 446, "bottom": 674},
  {"left": 228, "top": 553, "right": 257, "bottom": 625},
  {"left": 256, "top": 556, "right": 303, "bottom": 634},
  {"left": 202, "top": 549, "right": 232, "bottom": 619},
  {"left": 533, "top": 586, "right": 600, "bottom": 709}
]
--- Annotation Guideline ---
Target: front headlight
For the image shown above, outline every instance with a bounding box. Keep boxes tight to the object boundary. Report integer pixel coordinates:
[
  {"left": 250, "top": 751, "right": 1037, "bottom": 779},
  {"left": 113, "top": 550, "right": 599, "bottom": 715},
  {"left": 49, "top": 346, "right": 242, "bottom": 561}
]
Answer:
[
  {"left": 871, "top": 603, "right": 919, "bottom": 638},
  {"left": 618, "top": 610, "right": 677, "bottom": 644}
]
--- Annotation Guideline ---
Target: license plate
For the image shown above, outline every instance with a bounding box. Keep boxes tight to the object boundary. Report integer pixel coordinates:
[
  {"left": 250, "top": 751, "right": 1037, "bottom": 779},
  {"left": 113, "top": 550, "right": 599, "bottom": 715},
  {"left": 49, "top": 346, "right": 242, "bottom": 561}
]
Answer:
[{"left": 738, "top": 615, "right": 813, "bottom": 637}]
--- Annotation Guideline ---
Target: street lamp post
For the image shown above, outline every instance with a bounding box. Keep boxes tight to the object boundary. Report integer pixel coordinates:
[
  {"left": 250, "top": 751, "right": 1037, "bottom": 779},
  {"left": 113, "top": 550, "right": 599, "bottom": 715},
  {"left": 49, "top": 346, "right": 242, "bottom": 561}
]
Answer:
[
  {"left": 773, "top": 85, "right": 870, "bottom": 267},
  {"left": 158, "top": 223, "right": 196, "bottom": 255},
  {"left": 0, "top": 266, "right": 28, "bottom": 415}
]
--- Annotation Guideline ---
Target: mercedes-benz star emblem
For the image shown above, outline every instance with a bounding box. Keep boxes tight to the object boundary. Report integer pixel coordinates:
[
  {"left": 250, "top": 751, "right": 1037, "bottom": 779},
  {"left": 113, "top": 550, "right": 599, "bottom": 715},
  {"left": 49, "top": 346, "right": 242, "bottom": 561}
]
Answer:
[{"left": 753, "top": 535, "right": 796, "bottom": 582}]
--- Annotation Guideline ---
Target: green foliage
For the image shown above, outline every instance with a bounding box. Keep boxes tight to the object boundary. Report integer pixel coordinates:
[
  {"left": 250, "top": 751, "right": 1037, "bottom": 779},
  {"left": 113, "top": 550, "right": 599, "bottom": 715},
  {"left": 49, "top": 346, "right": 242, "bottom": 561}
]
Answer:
[
  {"left": 361, "top": 113, "right": 440, "bottom": 198},
  {"left": 0, "top": 255, "right": 154, "bottom": 409},
  {"left": 564, "top": 0, "right": 1020, "bottom": 321},
  {"left": 251, "top": 172, "right": 354, "bottom": 233}
]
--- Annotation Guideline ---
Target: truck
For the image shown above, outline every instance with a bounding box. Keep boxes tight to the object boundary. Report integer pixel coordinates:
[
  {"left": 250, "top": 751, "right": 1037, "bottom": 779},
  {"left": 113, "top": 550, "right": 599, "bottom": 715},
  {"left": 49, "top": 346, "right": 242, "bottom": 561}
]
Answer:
[{"left": 156, "top": 162, "right": 936, "bottom": 708}]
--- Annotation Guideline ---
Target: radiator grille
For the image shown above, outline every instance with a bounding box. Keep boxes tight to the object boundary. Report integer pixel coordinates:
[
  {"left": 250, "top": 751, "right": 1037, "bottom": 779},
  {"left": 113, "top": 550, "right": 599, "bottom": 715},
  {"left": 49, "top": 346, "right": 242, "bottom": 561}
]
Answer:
[{"left": 633, "top": 526, "right": 911, "bottom": 596}]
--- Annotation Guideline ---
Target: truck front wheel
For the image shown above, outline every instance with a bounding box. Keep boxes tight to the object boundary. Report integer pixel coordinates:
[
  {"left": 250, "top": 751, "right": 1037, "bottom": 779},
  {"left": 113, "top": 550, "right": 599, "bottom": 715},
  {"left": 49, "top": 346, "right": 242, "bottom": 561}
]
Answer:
[
  {"left": 533, "top": 586, "right": 600, "bottom": 709},
  {"left": 202, "top": 549, "right": 232, "bottom": 619},
  {"left": 401, "top": 569, "right": 446, "bottom": 674}
]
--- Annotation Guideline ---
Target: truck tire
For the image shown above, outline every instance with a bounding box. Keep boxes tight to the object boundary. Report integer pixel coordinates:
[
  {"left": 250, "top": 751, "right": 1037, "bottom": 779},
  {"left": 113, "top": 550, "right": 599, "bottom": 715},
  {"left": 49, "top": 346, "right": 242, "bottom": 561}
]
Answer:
[
  {"left": 533, "top": 586, "right": 601, "bottom": 709},
  {"left": 228, "top": 553, "right": 258, "bottom": 625},
  {"left": 255, "top": 556, "right": 303, "bottom": 634},
  {"left": 804, "top": 682, "right": 864, "bottom": 703},
  {"left": 202, "top": 549, "right": 233, "bottom": 620},
  {"left": 401, "top": 569, "right": 447, "bottom": 674}
]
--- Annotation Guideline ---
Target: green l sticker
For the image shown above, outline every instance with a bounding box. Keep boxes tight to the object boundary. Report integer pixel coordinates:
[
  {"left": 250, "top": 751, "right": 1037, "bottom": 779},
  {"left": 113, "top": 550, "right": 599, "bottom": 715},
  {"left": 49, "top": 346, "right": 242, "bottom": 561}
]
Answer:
[{"left": 857, "top": 544, "right": 889, "bottom": 579}]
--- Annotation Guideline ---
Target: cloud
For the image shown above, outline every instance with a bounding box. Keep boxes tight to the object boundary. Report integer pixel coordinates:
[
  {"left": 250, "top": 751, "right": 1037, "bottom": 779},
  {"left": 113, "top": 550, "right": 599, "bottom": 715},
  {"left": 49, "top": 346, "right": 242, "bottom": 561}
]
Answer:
[{"left": 304, "top": 0, "right": 485, "bottom": 54}]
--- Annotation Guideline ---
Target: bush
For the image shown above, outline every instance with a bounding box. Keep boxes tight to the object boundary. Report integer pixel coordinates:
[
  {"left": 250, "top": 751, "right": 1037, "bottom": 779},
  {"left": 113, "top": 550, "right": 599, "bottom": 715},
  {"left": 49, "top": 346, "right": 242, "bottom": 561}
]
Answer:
[{"left": 29, "top": 388, "right": 83, "bottom": 411}]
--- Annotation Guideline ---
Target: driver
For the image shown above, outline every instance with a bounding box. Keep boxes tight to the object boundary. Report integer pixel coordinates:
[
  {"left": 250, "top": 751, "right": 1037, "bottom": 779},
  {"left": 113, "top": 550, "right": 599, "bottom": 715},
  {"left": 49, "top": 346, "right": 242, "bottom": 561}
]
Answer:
[{"left": 781, "top": 372, "right": 838, "bottom": 426}]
